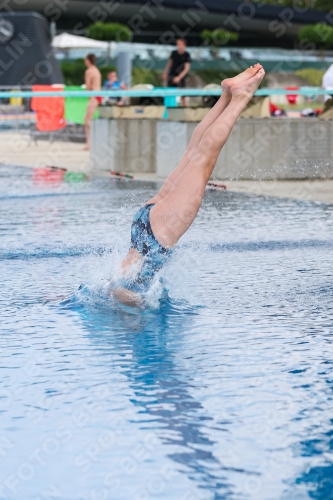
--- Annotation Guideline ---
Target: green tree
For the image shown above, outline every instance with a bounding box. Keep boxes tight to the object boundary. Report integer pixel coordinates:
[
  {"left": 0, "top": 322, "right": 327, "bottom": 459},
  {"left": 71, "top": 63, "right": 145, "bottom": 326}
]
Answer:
[
  {"left": 60, "top": 60, "right": 164, "bottom": 87},
  {"left": 132, "top": 67, "right": 162, "bottom": 87},
  {"left": 60, "top": 59, "right": 116, "bottom": 85},
  {"left": 295, "top": 68, "right": 326, "bottom": 86},
  {"left": 87, "top": 22, "right": 132, "bottom": 42},
  {"left": 314, "top": 0, "right": 333, "bottom": 10},
  {"left": 201, "top": 29, "right": 239, "bottom": 47},
  {"left": 282, "top": 0, "right": 316, "bottom": 7},
  {"left": 298, "top": 23, "right": 333, "bottom": 52},
  {"left": 60, "top": 59, "right": 86, "bottom": 85}
]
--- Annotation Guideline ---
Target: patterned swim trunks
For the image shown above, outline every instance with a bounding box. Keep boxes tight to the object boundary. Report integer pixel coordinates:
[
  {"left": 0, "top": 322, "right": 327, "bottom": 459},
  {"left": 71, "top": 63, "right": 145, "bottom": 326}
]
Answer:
[{"left": 127, "top": 204, "right": 173, "bottom": 292}]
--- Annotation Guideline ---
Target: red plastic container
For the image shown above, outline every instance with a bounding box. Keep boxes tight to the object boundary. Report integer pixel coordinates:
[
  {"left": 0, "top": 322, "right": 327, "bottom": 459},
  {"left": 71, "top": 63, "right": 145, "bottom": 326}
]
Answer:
[
  {"left": 32, "top": 167, "right": 65, "bottom": 184},
  {"left": 286, "top": 87, "right": 299, "bottom": 105}
]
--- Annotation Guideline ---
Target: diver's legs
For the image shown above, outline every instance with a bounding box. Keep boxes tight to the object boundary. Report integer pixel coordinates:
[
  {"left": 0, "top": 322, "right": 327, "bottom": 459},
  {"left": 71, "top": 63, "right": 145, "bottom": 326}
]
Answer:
[
  {"left": 84, "top": 97, "right": 99, "bottom": 150},
  {"left": 147, "top": 65, "right": 262, "bottom": 205},
  {"left": 150, "top": 69, "right": 265, "bottom": 248}
]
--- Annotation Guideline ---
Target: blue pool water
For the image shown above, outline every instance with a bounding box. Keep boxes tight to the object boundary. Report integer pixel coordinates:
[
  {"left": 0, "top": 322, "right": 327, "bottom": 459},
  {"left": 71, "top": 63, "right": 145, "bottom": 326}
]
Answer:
[{"left": 1, "top": 164, "right": 333, "bottom": 500}]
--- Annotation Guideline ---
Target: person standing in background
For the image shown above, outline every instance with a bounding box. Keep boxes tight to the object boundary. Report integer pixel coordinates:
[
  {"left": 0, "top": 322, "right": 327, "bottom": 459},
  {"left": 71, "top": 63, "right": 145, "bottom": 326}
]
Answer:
[
  {"left": 84, "top": 53, "right": 102, "bottom": 150},
  {"left": 322, "top": 64, "right": 333, "bottom": 102},
  {"left": 163, "top": 38, "right": 191, "bottom": 107}
]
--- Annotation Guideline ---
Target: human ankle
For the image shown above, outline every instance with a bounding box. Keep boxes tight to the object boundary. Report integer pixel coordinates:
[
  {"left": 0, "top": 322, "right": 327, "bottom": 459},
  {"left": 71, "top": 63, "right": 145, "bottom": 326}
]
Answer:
[
  {"left": 231, "top": 93, "right": 251, "bottom": 105},
  {"left": 221, "top": 89, "right": 232, "bottom": 98}
]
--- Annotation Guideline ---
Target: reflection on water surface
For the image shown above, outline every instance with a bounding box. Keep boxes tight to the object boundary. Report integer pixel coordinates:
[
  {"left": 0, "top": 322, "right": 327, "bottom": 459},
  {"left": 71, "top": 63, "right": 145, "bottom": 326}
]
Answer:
[{"left": 1, "top": 164, "right": 333, "bottom": 499}]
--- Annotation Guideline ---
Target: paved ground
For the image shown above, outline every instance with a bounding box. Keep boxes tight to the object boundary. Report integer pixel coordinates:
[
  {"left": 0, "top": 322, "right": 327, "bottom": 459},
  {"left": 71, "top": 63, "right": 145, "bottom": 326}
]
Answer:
[
  {"left": 0, "top": 132, "right": 90, "bottom": 172},
  {"left": 225, "top": 179, "right": 333, "bottom": 204},
  {"left": 1, "top": 132, "right": 333, "bottom": 205}
]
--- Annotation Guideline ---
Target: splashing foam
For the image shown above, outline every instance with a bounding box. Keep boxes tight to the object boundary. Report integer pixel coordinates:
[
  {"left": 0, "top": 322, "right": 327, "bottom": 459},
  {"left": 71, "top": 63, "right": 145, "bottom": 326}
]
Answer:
[{"left": 63, "top": 240, "right": 205, "bottom": 312}]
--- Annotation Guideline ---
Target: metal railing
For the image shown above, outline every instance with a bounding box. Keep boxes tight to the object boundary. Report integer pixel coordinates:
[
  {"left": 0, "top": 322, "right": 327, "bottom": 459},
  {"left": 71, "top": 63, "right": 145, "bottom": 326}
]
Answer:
[
  {"left": 0, "top": 88, "right": 332, "bottom": 99},
  {"left": 1, "top": 87, "right": 330, "bottom": 140}
]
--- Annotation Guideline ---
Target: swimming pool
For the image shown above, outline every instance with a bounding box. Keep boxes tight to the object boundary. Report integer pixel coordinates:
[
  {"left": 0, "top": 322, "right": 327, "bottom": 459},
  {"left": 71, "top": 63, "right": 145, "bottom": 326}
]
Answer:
[{"left": 1, "top": 164, "right": 333, "bottom": 500}]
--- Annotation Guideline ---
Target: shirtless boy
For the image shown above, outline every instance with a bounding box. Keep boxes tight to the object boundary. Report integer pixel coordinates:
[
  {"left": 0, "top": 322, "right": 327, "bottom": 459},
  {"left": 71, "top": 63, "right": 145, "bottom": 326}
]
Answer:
[
  {"left": 84, "top": 53, "right": 102, "bottom": 150},
  {"left": 111, "top": 65, "right": 265, "bottom": 307}
]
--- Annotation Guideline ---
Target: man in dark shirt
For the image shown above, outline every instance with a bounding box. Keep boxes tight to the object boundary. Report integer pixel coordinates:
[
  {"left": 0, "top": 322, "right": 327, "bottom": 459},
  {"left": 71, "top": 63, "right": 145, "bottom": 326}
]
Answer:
[{"left": 163, "top": 38, "right": 191, "bottom": 106}]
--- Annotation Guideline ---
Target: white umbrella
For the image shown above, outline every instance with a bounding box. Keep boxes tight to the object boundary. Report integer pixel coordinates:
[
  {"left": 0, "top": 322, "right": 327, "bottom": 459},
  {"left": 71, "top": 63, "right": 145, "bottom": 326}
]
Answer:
[{"left": 52, "top": 33, "right": 109, "bottom": 49}]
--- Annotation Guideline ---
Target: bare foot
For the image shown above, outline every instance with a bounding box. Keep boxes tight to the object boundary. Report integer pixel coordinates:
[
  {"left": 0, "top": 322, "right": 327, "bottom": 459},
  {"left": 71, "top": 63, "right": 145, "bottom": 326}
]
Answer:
[
  {"left": 230, "top": 68, "right": 265, "bottom": 101},
  {"left": 221, "top": 63, "right": 262, "bottom": 93},
  {"left": 82, "top": 145, "right": 89, "bottom": 151}
]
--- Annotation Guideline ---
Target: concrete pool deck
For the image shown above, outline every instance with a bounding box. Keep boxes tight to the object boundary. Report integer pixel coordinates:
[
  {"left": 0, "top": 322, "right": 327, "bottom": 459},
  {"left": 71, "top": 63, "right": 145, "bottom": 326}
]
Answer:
[
  {"left": 1, "top": 132, "right": 333, "bottom": 204},
  {"left": 223, "top": 179, "right": 333, "bottom": 204},
  {"left": 0, "top": 132, "right": 90, "bottom": 172}
]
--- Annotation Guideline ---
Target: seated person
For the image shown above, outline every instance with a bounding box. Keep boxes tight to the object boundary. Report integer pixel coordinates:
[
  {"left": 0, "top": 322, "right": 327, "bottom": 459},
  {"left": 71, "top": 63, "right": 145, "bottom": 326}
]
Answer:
[{"left": 103, "top": 71, "right": 127, "bottom": 105}]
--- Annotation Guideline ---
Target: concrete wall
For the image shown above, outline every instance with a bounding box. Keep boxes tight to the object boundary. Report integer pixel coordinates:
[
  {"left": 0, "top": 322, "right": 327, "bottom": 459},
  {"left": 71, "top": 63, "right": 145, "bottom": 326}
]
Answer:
[
  {"left": 91, "top": 118, "right": 157, "bottom": 173},
  {"left": 91, "top": 118, "right": 333, "bottom": 180}
]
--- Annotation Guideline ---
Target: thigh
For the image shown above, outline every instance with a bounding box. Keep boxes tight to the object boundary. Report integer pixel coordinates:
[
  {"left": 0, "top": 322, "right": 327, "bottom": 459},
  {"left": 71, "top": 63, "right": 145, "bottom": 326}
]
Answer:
[
  {"left": 85, "top": 97, "right": 98, "bottom": 121},
  {"left": 150, "top": 149, "right": 214, "bottom": 248}
]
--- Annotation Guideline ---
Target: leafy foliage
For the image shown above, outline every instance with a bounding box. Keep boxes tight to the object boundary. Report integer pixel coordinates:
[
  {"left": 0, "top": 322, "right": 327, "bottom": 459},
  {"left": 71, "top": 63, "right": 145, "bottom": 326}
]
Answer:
[
  {"left": 60, "top": 59, "right": 116, "bottom": 86},
  {"left": 196, "top": 69, "right": 238, "bottom": 84},
  {"left": 314, "top": 0, "right": 333, "bottom": 10},
  {"left": 132, "top": 67, "right": 162, "bottom": 87},
  {"left": 60, "top": 59, "right": 86, "bottom": 86},
  {"left": 298, "top": 23, "right": 333, "bottom": 49},
  {"left": 196, "top": 68, "right": 267, "bottom": 87},
  {"left": 201, "top": 29, "right": 239, "bottom": 47},
  {"left": 295, "top": 68, "right": 326, "bottom": 86},
  {"left": 87, "top": 22, "right": 132, "bottom": 42},
  {"left": 241, "top": 0, "right": 331, "bottom": 10},
  {"left": 281, "top": 0, "right": 316, "bottom": 7},
  {"left": 60, "top": 60, "right": 162, "bottom": 87}
]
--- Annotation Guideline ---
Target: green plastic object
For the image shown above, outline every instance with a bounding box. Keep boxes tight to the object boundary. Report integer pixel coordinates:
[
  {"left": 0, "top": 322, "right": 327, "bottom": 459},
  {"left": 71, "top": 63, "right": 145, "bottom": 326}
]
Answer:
[
  {"left": 64, "top": 171, "right": 87, "bottom": 183},
  {"left": 64, "top": 86, "right": 99, "bottom": 125}
]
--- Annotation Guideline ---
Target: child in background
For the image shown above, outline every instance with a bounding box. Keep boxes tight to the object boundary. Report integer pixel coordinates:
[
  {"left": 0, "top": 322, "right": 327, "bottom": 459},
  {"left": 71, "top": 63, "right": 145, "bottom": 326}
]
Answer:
[{"left": 103, "top": 71, "right": 127, "bottom": 106}]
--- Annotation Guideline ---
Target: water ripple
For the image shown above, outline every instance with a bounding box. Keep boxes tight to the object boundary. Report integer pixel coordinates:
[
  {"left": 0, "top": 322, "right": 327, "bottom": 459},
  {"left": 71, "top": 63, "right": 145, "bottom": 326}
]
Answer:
[{"left": 1, "top": 164, "right": 333, "bottom": 500}]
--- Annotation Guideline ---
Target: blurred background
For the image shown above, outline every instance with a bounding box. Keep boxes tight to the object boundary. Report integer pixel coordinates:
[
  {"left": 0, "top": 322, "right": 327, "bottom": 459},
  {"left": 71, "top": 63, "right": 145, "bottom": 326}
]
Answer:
[
  {"left": 1, "top": 0, "right": 333, "bottom": 99},
  {"left": 1, "top": 0, "right": 333, "bottom": 148}
]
